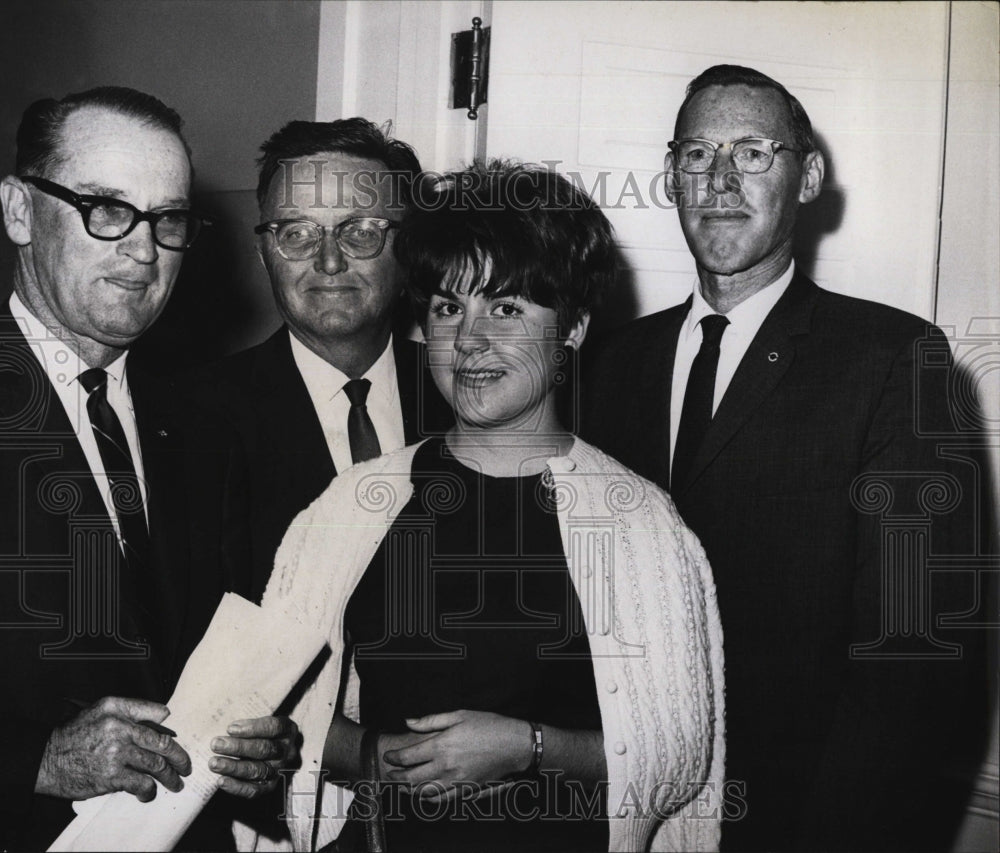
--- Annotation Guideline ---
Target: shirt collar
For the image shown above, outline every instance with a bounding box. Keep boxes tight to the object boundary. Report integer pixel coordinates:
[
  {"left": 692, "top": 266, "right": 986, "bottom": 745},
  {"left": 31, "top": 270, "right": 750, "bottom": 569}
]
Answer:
[
  {"left": 101, "top": 351, "right": 130, "bottom": 389},
  {"left": 685, "top": 261, "right": 795, "bottom": 338},
  {"left": 289, "top": 330, "right": 398, "bottom": 403}
]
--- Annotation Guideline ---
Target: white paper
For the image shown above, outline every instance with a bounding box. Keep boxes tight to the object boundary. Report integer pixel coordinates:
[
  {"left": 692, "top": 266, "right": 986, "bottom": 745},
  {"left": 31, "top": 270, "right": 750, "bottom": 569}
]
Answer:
[{"left": 49, "top": 593, "right": 327, "bottom": 852}]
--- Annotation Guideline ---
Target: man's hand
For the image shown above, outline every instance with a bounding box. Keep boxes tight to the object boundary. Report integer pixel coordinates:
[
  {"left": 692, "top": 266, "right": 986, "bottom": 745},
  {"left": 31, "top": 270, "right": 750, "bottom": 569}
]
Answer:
[
  {"left": 35, "top": 697, "right": 192, "bottom": 803},
  {"left": 382, "top": 710, "right": 528, "bottom": 801},
  {"left": 209, "top": 716, "right": 300, "bottom": 798}
]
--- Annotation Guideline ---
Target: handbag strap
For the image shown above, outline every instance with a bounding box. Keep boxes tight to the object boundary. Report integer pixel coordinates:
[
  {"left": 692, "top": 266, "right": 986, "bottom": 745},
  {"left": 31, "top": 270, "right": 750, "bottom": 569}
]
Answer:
[{"left": 360, "top": 728, "right": 387, "bottom": 853}]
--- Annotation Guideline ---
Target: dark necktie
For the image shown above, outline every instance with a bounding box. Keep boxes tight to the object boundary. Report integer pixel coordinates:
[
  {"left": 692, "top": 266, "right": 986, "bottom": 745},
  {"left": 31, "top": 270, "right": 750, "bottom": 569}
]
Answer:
[
  {"left": 672, "top": 314, "right": 729, "bottom": 491},
  {"left": 78, "top": 368, "right": 158, "bottom": 656},
  {"left": 344, "top": 378, "right": 382, "bottom": 464},
  {"left": 79, "top": 368, "right": 150, "bottom": 561}
]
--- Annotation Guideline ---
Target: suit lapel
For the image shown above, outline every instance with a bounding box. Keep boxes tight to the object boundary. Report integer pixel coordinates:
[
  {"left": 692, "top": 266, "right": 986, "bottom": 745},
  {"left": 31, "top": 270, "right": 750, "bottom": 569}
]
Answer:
[
  {"left": 127, "top": 364, "right": 188, "bottom": 678},
  {"left": 0, "top": 310, "right": 111, "bottom": 527},
  {"left": 674, "top": 273, "right": 818, "bottom": 496},
  {"left": 254, "top": 328, "right": 337, "bottom": 483}
]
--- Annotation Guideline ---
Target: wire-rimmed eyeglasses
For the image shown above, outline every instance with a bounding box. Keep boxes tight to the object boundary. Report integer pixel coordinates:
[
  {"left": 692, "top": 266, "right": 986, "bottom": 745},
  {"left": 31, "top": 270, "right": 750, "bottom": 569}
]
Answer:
[
  {"left": 668, "top": 137, "right": 804, "bottom": 175},
  {"left": 20, "top": 175, "right": 211, "bottom": 250},
  {"left": 254, "top": 217, "right": 400, "bottom": 261}
]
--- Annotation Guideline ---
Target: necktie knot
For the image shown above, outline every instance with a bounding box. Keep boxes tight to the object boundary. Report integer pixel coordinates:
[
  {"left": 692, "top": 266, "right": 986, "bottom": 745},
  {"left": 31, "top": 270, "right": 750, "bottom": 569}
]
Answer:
[
  {"left": 79, "top": 367, "right": 109, "bottom": 395},
  {"left": 344, "top": 378, "right": 381, "bottom": 464},
  {"left": 699, "top": 314, "right": 729, "bottom": 348},
  {"left": 344, "top": 378, "right": 372, "bottom": 408}
]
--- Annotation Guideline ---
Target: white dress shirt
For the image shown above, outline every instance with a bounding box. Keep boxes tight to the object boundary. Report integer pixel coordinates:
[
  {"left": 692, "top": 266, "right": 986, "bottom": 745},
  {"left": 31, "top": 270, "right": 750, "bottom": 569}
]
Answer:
[
  {"left": 289, "top": 331, "right": 406, "bottom": 474},
  {"left": 9, "top": 292, "right": 148, "bottom": 540},
  {"left": 669, "top": 262, "right": 795, "bottom": 465}
]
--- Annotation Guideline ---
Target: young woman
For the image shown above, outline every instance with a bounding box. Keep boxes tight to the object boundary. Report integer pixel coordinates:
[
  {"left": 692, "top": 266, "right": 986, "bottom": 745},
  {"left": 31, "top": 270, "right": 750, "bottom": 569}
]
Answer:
[{"left": 255, "top": 162, "right": 725, "bottom": 852}]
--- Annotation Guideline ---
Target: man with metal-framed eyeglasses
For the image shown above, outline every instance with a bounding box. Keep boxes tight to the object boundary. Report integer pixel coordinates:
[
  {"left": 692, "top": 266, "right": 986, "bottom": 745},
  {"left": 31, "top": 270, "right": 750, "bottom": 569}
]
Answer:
[
  {"left": 254, "top": 216, "right": 398, "bottom": 261},
  {"left": 0, "top": 86, "right": 304, "bottom": 850},
  {"left": 667, "top": 136, "right": 804, "bottom": 175},
  {"left": 584, "top": 64, "right": 985, "bottom": 852},
  {"left": 189, "top": 118, "right": 451, "bottom": 603}
]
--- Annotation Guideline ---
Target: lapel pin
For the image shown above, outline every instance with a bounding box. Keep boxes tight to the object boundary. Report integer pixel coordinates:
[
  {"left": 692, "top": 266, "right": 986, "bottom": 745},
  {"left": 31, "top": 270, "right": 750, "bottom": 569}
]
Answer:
[
  {"left": 157, "top": 429, "right": 168, "bottom": 438},
  {"left": 768, "top": 352, "right": 779, "bottom": 363}
]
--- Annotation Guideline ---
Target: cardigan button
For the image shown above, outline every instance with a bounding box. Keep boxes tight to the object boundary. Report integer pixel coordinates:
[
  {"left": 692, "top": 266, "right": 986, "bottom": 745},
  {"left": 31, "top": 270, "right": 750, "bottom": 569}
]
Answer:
[
  {"left": 613, "top": 741, "right": 627, "bottom": 755},
  {"left": 606, "top": 681, "right": 618, "bottom": 694},
  {"left": 548, "top": 456, "right": 576, "bottom": 473}
]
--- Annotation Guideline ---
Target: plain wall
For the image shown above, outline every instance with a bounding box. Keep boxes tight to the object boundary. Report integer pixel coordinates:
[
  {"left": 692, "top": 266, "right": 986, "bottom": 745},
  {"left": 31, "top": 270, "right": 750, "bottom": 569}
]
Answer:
[{"left": 0, "top": 0, "right": 322, "bottom": 367}]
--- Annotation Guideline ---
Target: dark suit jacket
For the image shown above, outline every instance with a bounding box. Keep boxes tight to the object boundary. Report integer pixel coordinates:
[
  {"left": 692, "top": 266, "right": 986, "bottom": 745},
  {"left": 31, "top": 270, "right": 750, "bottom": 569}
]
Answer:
[
  {"left": 188, "top": 328, "right": 453, "bottom": 602},
  {"left": 0, "top": 307, "right": 250, "bottom": 850},
  {"left": 582, "top": 272, "right": 987, "bottom": 852}
]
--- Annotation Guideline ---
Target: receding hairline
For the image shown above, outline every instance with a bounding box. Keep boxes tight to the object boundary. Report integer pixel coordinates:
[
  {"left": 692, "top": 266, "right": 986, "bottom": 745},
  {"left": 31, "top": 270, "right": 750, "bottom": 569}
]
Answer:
[
  {"left": 675, "top": 82, "right": 798, "bottom": 139},
  {"left": 46, "top": 103, "right": 191, "bottom": 176}
]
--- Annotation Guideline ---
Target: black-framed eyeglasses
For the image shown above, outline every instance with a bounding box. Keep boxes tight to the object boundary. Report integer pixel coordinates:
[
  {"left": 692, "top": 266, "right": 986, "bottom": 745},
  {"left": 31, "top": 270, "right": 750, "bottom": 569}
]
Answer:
[
  {"left": 254, "top": 217, "right": 400, "bottom": 261},
  {"left": 20, "top": 175, "right": 211, "bottom": 250},
  {"left": 668, "top": 137, "right": 804, "bottom": 174}
]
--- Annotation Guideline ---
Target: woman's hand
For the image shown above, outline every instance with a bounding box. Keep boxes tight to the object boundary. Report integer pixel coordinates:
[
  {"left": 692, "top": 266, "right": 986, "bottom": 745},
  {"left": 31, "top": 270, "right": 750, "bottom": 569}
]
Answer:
[
  {"left": 381, "top": 710, "right": 530, "bottom": 800},
  {"left": 209, "top": 715, "right": 300, "bottom": 798}
]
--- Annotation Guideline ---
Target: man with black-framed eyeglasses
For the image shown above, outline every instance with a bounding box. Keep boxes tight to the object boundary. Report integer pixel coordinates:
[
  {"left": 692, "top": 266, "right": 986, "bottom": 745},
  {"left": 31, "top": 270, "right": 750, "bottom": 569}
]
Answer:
[
  {"left": 189, "top": 118, "right": 451, "bottom": 603},
  {"left": 0, "top": 86, "right": 301, "bottom": 850},
  {"left": 584, "top": 65, "right": 986, "bottom": 852},
  {"left": 17, "top": 174, "right": 210, "bottom": 250}
]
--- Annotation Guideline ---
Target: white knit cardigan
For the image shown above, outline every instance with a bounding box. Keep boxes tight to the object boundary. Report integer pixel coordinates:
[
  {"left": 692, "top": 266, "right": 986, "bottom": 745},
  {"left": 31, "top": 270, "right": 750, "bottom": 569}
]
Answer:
[{"left": 236, "top": 438, "right": 724, "bottom": 852}]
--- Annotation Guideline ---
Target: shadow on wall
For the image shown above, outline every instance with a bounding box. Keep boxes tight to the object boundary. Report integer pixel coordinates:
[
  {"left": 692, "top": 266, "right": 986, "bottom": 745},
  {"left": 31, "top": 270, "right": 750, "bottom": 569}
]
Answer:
[
  {"left": 796, "top": 130, "right": 845, "bottom": 277},
  {"left": 132, "top": 181, "right": 281, "bottom": 375},
  {"left": 942, "top": 350, "right": 999, "bottom": 853}
]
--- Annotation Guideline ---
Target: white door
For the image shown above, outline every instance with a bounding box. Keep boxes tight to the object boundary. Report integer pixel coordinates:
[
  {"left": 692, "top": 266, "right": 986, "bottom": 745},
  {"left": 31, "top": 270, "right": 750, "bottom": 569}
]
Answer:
[{"left": 484, "top": 0, "right": 951, "bottom": 326}]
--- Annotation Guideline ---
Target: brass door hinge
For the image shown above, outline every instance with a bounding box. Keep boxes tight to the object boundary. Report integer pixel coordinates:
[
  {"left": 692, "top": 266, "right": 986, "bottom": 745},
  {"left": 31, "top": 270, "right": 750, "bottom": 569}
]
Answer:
[{"left": 450, "top": 16, "right": 490, "bottom": 120}]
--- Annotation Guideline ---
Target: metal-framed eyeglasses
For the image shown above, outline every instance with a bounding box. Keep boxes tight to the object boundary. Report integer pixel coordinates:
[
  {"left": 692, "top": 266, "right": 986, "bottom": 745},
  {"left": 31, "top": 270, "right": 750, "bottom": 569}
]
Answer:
[
  {"left": 20, "top": 175, "right": 211, "bottom": 250},
  {"left": 254, "top": 217, "right": 400, "bottom": 261},
  {"left": 668, "top": 138, "right": 804, "bottom": 175}
]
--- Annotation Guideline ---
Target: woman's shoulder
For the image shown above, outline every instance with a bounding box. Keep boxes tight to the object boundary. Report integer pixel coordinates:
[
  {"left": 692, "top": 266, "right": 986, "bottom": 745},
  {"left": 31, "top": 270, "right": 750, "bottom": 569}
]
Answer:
[{"left": 558, "top": 437, "right": 681, "bottom": 520}]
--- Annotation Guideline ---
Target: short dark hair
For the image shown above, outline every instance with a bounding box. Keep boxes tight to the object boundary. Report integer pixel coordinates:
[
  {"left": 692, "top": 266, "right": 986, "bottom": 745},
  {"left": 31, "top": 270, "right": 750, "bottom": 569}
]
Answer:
[
  {"left": 395, "top": 159, "right": 616, "bottom": 335},
  {"left": 16, "top": 86, "right": 189, "bottom": 177},
  {"left": 675, "top": 65, "right": 815, "bottom": 153},
  {"left": 255, "top": 118, "right": 422, "bottom": 210}
]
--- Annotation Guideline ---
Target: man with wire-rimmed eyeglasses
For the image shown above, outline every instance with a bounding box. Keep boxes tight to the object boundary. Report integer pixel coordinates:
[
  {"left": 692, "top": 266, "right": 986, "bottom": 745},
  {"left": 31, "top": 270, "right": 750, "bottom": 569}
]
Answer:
[
  {"left": 189, "top": 118, "right": 451, "bottom": 604},
  {"left": 584, "top": 65, "right": 986, "bottom": 852},
  {"left": 0, "top": 86, "right": 302, "bottom": 850}
]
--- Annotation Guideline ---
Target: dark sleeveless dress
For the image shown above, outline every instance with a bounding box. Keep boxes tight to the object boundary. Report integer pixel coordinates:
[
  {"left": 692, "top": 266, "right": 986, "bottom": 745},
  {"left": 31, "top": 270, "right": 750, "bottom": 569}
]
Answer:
[{"left": 344, "top": 437, "right": 609, "bottom": 852}]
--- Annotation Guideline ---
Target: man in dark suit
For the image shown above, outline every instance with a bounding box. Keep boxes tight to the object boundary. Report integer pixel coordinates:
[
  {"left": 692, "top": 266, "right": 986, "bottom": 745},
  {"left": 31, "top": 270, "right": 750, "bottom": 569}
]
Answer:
[
  {"left": 584, "top": 65, "right": 987, "bottom": 851},
  {"left": 0, "top": 87, "right": 299, "bottom": 849},
  {"left": 192, "top": 119, "right": 450, "bottom": 601}
]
